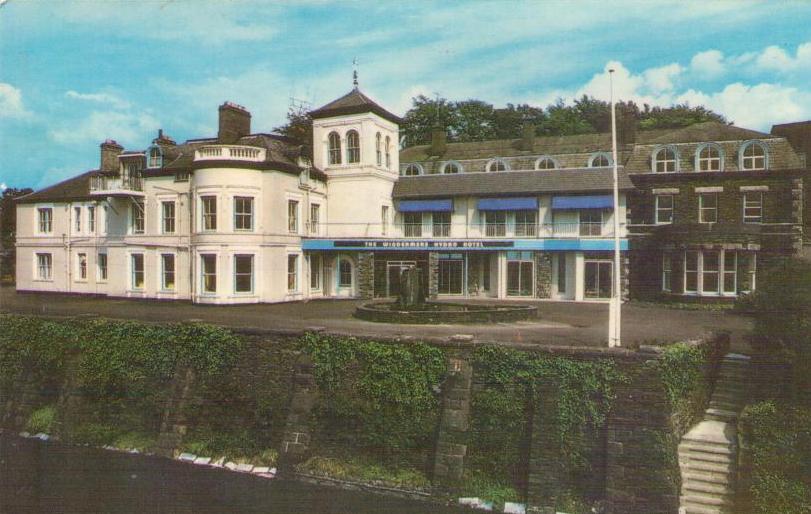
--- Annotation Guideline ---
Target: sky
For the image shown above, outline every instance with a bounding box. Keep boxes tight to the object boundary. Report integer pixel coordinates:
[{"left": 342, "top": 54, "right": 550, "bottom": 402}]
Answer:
[{"left": 1, "top": 0, "right": 811, "bottom": 191}]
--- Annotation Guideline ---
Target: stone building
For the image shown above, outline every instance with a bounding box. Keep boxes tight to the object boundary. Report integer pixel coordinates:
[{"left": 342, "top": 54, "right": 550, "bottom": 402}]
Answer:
[{"left": 14, "top": 87, "right": 810, "bottom": 303}]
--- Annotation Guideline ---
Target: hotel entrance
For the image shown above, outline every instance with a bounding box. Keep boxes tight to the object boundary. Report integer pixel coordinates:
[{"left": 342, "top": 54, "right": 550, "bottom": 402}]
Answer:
[
  {"left": 437, "top": 253, "right": 465, "bottom": 295},
  {"left": 585, "top": 260, "right": 612, "bottom": 299},
  {"left": 373, "top": 252, "right": 429, "bottom": 298},
  {"left": 506, "top": 251, "right": 534, "bottom": 297}
]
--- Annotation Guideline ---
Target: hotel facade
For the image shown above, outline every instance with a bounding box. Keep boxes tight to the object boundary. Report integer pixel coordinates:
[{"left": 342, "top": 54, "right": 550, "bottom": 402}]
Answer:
[{"left": 15, "top": 88, "right": 810, "bottom": 304}]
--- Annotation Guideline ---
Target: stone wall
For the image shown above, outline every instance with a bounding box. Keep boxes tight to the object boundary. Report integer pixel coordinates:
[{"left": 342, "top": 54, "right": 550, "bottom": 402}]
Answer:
[
  {"left": 356, "top": 252, "right": 375, "bottom": 299},
  {"left": 432, "top": 347, "right": 473, "bottom": 486},
  {"left": 427, "top": 252, "right": 439, "bottom": 298},
  {"left": 534, "top": 252, "right": 552, "bottom": 299}
]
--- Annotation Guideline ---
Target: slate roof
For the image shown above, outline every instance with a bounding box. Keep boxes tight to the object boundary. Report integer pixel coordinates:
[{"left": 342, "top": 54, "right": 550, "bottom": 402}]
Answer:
[
  {"left": 310, "top": 88, "right": 402, "bottom": 124},
  {"left": 392, "top": 167, "right": 634, "bottom": 199},
  {"left": 16, "top": 171, "right": 99, "bottom": 204}
]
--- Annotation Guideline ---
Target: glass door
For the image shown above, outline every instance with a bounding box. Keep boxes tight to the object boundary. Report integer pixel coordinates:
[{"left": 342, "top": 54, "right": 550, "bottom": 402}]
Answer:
[{"left": 585, "top": 260, "right": 612, "bottom": 298}]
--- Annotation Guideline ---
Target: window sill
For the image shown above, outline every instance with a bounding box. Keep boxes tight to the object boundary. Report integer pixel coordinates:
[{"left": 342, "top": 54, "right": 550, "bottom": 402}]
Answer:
[{"left": 33, "top": 279, "right": 54, "bottom": 283}]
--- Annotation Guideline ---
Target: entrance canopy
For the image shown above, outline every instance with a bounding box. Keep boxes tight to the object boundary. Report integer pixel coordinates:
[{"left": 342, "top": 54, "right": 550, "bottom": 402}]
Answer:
[
  {"left": 397, "top": 199, "right": 453, "bottom": 212},
  {"left": 552, "top": 195, "right": 613, "bottom": 210},
  {"left": 477, "top": 197, "right": 538, "bottom": 211}
]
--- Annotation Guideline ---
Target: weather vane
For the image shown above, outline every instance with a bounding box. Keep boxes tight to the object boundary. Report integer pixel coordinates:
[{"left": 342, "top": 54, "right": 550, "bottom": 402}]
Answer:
[{"left": 352, "top": 58, "right": 359, "bottom": 88}]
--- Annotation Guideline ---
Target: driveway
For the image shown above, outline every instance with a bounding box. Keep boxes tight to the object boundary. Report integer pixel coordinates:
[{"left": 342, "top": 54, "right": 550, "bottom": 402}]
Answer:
[{"left": 0, "top": 286, "right": 752, "bottom": 348}]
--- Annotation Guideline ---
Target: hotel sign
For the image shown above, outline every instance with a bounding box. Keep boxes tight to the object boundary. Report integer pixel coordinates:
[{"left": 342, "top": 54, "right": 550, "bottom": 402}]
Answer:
[{"left": 333, "top": 240, "right": 514, "bottom": 249}]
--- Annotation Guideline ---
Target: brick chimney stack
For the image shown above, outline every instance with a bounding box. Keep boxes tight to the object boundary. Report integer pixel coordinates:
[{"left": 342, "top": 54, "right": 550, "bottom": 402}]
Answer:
[
  {"left": 100, "top": 139, "right": 123, "bottom": 172},
  {"left": 430, "top": 127, "right": 447, "bottom": 156},
  {"left": 218, "top": 101, "right": 252, "bottom": 144}
]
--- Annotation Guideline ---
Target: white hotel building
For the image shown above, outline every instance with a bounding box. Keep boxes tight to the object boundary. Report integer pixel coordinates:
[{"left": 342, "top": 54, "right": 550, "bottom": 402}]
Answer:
[{"left": 16, "top": 88, "right": 631, "bottom": 304}]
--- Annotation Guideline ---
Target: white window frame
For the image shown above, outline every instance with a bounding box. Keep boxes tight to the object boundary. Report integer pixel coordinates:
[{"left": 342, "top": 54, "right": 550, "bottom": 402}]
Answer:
[
  {"left": 76, "top": 252, "right": 88, "bottom": 281},
  {"left": 381, "top": 205, "right": 389, "bottom": 236},
  {"left": 287, "top": 254, "right": 299, "bottom": 292},
  {"left": 376, "top": 132, "right": 382, "bottom": 166},
  {"left": 200, "top": 253, "right": 217, "bottom": 294},
  {"left": 233, "top": 196, "right": 254, "bottom": 232},
  {"left": 652, "top": 146, "right": 679, "bottom": 173},
  {"left": 698, "top": 193, "right": 718, "bottom": 224},
  {"left": 310, "top": 254, "right": 322, "bottom": 291},
  {"left": 74, "top": 206, "right": 83, "bottom": 234},
  {"left": 346, "top": 130, "right": 360, "bottom": 163},
  {"left": 739, "top": 140, "right": 768, "bottom": 171},
  {"left": 338, "top": 258, "right": 353, "bottom": 288},
  {"left": 696, "top": 143, "right": 723, "bottom": 172},
  {"left": 161, "top": 253, "right": 176, "bottom": 291},
  {"left": 131, "top": 199, "right": 145, "bottom": 234},
  {"left": 288, "top": 199, "right": 300, "bottom": 234},
  {"left": 655, "top": 194, "right": 674, "bottom": 224},
  {"left": 743, "top": 192, "right": 763, "bottom": 223},
  {"left": 588, "top": 152, "right": 612, "bottom": 167},
  {"left": 201, "top": 196, "right": 217, "bottom": 232},
  {"left": 486, "top": 158, "right": 509, "bottom": 172},
  {"left": 328, "top": 131, "right": 342, "bottom": 165},
  {"left": 441, "top": 161, "right": 463, "bottom": 174},
  {"left": 147, "top": 146, "right": 162, "bottom": 169},
  {"left": 534, "top": 156, "right": 558, "bottom": 170},
  {"left": 36, "top": 253, "right": 52, "bottom": 281},
  {"left": 130, "top": 253, "right": 145, "bottom": 290},
  {"left": 162, "top": 200, "right": 176, "bottom": 234},
  {"left": 310, "top": 203, "right": 320, "bottom": 235},
  {"left": 88, "top": 206, "right": 96, "bottom": 233},
  {"left": 97, "top": 252, "right": 108, "bottom": 282},
  {"left": 233, "top": 254, "right": 254, "bottom": 294},
  {"left": 662, "top": 253, "right": 672, "bottom": 292},
  {"left": 385, "top": 135, "right": 391, "bottom": 169},
  {"left": 401, "top": 163, "right": 423, "bottom": 176},
  {"left": 37, "top": 207, "right": 53, "bottom": 234}
]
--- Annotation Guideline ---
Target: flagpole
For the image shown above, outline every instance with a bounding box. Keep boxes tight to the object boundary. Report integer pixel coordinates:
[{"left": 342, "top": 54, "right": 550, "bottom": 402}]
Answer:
[{"left": 608, "top": 68, "right": 622, "bottom": 348}]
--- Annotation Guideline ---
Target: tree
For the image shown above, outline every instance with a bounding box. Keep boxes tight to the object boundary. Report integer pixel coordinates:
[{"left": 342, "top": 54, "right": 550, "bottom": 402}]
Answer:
[
  {"left": 400, "top": 95, "right": 457, "bottom": 148},
  {"left": 273, "top": 104, "right": 313, "bottom": 160},
  {"left": 0, "top": 187, "right": 33, "bottom": 281},
  {"left": 638, "top": 103, "right": 727, "bottom": 130}
]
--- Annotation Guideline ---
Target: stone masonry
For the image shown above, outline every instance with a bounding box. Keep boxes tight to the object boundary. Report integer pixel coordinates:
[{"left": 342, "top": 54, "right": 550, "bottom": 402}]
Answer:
[
  {"left": 356, "top": 251, "right": 375, "bottom": 299},
  {"left": 279, "top": 354, "right": 318, "bottom": 468},
  {"left": 433, "top": 347, "right": 473, "bottom": 486},
  {"left": 534, "top": 252, "right": 552, "bottom": 298}
]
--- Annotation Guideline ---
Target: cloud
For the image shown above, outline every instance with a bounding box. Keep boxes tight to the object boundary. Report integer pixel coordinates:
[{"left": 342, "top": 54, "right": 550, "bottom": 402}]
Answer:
[
  {"left": 0, "top": 83, "right": 31, "bottom": 119},
  {"left": 49, "top": 110, "right": 159, "bottom": 147},
  {"left": 65, "top": 90, "right": 131, "bottom": 110},
  {"left": 690, "top": 50, "right": 726, "bottom": 78},
  {"left": 754, "top": 42, "right": 811, "bottom": 73}
]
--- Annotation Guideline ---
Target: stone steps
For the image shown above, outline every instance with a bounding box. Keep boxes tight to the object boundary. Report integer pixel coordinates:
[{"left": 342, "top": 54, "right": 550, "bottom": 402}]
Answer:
[{"left": 678, "top": 353, "right": 750, "bottom": 514}]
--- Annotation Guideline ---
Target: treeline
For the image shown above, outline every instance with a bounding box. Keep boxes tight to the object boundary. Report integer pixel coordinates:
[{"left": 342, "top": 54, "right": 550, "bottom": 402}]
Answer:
[{"left": 275, "top": 94, "right": 728, "bottom": 155}]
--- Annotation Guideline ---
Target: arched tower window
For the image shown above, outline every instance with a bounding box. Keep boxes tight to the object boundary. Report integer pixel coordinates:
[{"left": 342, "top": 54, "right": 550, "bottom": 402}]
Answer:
[
  {"left": 652, "top": 146, "right": 678, "bottom": 173},
  {"left": 441, "top": 161, "right": 463, "bottom": 174},
  {"left": 328, "top": 132, "right": 342, "bottom": 165},
  {"left": 385, "top": 136, "right": 391, "bottom": 169},
  {"left": 147, "top": 146, "right": 163, "bottom": 169},
  {"left": 376, "top": 132, "right": 382, "bottom": 166},
  {"left": 346, "top": 130, "right": 360, "bottom": 164},
  {"left": 740, "top": 141, "right": 768, "bottom": 171},
  {"left": 696, "top": 143, "right": 723, "bottom": 172}
]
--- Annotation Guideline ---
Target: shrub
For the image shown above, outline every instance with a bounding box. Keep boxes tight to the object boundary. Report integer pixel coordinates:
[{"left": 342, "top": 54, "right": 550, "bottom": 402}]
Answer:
[
  {"left": 740, "top": 401, "right": 811, "bottom": 514},
  {"left": 25, "top": 405, "right": 56, "bottom": 434},
  {"left": 297, "top": 455, "right": 430, "bottom": 490}
]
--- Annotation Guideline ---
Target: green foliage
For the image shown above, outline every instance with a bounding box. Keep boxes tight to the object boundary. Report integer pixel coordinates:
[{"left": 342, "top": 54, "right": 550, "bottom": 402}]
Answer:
[
  {"left": 740, "top": 401, "right": 811, "bottom": 514},
  {"left": 25, "top": 405, "right": 56, "bottom": 434},
  {"left": 0, "top": 315, "right": 76, "bottom": 388},
  {"left": 70, "top": 422, "right": 120, "bottom": 446},
  {"left": 469, "top": 345, "right": 627, "bottom": 500},
  {"left": 649, "top": 342, "right": 711, "bottom": 433},
  {"left": 459, "top": 470, "right": 520, "bottom": 512},
  {"left": 297, "top": 455, "right": 430, "bottom": 490},
  {"left": 299, "top": 333, "right": 445, "bottom": 462},
  {"left": 113, "top": 431, "right": 156, "bottom": 451}
]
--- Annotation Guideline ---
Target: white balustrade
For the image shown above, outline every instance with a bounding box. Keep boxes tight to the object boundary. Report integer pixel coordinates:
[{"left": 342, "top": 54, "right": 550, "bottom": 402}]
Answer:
[{"left": 194, "top": 145, "right": 266, "bottom": 162}]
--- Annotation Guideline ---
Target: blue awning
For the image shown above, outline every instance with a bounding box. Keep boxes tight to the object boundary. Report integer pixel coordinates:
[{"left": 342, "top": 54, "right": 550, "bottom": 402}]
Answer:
[
  {"left": 477, "top": 197, "right": 538, "bottom": 211},
  {"left": 552, "top": 195, "right": 614, "bottom": 210},
  {"left": 397, "top": 199, "right": 453, "bottom": 212}
]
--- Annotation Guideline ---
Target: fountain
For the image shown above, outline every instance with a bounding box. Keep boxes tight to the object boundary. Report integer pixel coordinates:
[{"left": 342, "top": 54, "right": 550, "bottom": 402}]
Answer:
[{"left": 354, "top": 267, "right": 537, "bottom": 324}]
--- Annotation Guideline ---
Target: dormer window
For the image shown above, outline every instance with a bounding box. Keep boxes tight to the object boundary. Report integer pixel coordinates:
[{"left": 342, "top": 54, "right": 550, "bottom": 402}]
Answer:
[
  {"left": 328, "top": 131, "right": 342, "bottom": 165},
  {"left": 535, "top": 156, "right": 558, "bottom": 170},
  {"left": 486, "top": 159, "right": 509, "bottom": 172},
  {"left": 441, "top": 161, "right": 463, "bottom": 174},
  {"left": 402, "top": 163, "right": 423, "bottom": 176},
  {"left": 652, "top": 146, "right": 678, "bottom": 173},
  {"left": 376, "top": 132, "right": 382, "bottom": 166},
  {"left": 588, "top": 152, "right": 612, "bottom": 167},
  {"left": 147, "top": 146, "right": 162, "bottom": 168},
  {"left": 740, "top": 141, "right": 768, "bottom": 171},
  {"left": 696, "top": 143, "right": 723, "bottom": 172},
  {"left": 346, "top": 130, "right": 360, "bottom": 163}
]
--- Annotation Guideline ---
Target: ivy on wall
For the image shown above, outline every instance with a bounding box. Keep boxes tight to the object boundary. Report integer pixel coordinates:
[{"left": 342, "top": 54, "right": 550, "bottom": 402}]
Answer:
[{"left": 299, "top": 333, "right": 446, "bottom": 464}]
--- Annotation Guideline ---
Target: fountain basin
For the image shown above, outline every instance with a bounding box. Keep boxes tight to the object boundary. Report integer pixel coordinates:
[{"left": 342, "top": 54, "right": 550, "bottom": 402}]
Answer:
[{"left": 354, "top": 301, "right": 538, "bottom": 324}]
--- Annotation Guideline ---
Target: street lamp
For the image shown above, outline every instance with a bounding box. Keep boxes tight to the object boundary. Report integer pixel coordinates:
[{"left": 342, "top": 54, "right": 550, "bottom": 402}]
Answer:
[{"left": 608, "top": 68, "right": 622, "bottom": 348}]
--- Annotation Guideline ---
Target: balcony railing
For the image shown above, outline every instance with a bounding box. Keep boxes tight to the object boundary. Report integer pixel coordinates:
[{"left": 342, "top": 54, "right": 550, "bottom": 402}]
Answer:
[
  {"left": 89, "top": 175, "right": 144, "bottom": 194},
  {"left": 403, "top": 223, "right": 423, "bottom": 238},
  {"left": 194, "top": 145, "right": 266, "bottom": 162},
  {"left": 382, "top": 222, "right": 623, "bottom": 239}
]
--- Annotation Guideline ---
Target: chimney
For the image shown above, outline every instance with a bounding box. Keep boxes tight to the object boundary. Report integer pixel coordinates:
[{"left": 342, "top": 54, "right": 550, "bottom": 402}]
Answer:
[
  {"left": 218, "top": 101, "right": 251, "bottom": 144},
  {"left": 772, "top": 121, "right": 811, "bottom": 166},
  {"left": 617, "top": 107, "right": 638, "bottom": 146},
  {"left": 430, "top": 127, "right": 447, "bottom": 156},
  {"left": 100, "top": 139, "right": 123, "bottom": 172},
  {"left": 520, "top": 123, "right": 535, "bottom": 151}
]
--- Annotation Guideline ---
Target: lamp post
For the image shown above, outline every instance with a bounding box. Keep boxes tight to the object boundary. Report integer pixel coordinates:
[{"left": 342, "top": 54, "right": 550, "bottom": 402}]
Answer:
[{"left": 608, "top": 68, "right": 622, "bottom": 348}]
